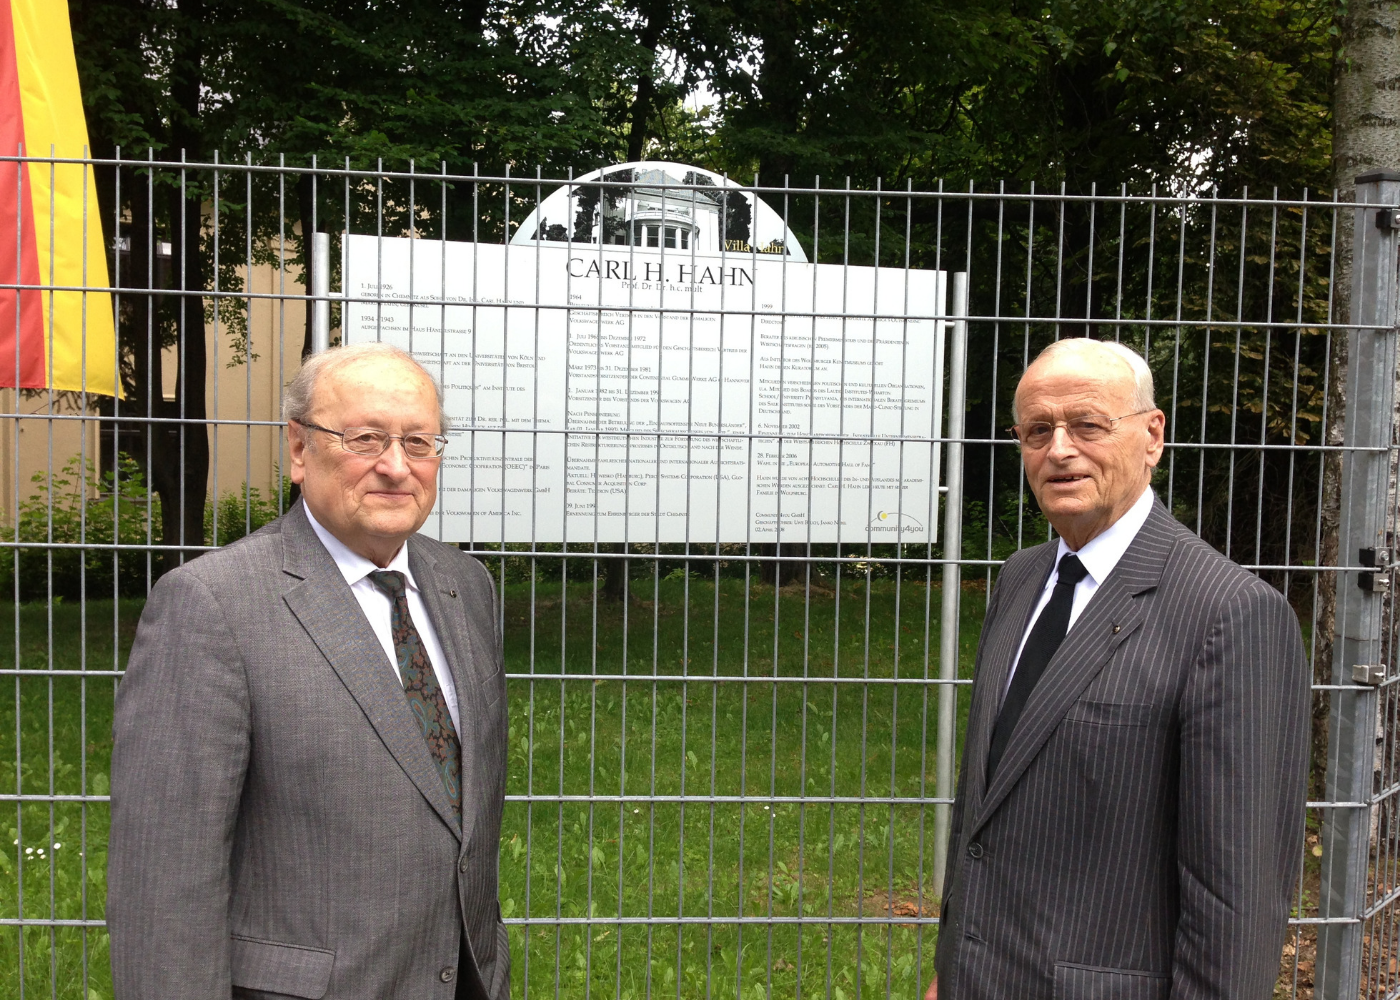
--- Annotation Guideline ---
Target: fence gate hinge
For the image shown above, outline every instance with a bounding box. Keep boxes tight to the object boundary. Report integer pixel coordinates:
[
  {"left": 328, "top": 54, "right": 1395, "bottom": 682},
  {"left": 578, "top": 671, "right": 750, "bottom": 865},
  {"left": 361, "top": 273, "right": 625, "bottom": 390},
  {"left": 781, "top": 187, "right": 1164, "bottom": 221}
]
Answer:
[
  {"left": 1378, "top": 208, "right": 1400, "bottom": 231},
  {"left": 1353, "top": 663, "right": 1388, "bottom": 686},
  {"left": 1359, "top": 547, "right": 1391, "bottom": 593}
]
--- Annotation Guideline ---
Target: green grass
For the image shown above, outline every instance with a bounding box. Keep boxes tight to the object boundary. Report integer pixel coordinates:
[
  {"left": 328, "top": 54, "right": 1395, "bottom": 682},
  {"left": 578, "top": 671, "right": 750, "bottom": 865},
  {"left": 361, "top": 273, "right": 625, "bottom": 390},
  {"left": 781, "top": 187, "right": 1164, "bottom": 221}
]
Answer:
[
  {"left": 1, "top": 571, "right": 987, "bottom": 1000},
  {"left": 0, "top": 599, "right": 140, "bottom": 1000}
]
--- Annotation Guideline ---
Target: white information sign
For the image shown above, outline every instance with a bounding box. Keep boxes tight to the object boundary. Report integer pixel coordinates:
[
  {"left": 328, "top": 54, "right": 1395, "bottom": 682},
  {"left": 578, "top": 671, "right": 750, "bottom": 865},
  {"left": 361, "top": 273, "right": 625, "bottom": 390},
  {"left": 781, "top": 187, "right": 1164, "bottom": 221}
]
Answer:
[{"left": 343, "top": 235, "right": 946, "bottom": 544}]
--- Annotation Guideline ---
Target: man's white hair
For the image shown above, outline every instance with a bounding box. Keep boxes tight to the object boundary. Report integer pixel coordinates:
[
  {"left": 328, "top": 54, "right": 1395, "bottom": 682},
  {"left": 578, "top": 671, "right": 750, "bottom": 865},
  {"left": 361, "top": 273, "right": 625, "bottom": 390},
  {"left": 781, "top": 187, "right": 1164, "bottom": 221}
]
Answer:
[
  {"left": 282, "top": 342, "right": 449, "bottom": 433},
  {"left": 1012, "top": 338, "right": 1155, "bottom": 422}
]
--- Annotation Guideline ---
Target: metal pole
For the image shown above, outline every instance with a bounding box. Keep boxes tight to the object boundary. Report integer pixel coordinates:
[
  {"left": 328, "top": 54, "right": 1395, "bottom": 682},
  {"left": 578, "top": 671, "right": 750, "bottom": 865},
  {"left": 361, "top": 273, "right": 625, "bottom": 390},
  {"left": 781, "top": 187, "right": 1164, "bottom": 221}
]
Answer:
[
  {"left": 933, "top": 271, "right": 968, "bottom": 900},
  {"left": 1316, "top": 171, "right": 1400, "bottom": 999},
  {"left": 311, "top": 230, "right": 330, "bottom": 354},
  {"left": 930, "top": 282, "right": 947, "bottom": 545}
]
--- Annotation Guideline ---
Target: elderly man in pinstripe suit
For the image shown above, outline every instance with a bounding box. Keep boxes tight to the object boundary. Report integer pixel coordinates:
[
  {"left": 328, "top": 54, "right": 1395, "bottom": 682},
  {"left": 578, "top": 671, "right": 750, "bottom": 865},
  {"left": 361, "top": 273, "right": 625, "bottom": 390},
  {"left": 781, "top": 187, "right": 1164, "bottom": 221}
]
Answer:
[{"left": 927, "top": 338, "right": 1308, "bottom": 1000}]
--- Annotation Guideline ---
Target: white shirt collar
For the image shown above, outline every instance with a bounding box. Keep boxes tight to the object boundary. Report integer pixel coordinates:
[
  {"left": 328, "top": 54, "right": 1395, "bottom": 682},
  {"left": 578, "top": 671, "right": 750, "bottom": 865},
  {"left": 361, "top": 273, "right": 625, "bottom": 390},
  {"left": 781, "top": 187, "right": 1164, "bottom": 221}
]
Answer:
[
  {"left": 1055, "top": 485, "right": 1155, "bottom": 584},
  {"left": 302, "top": 503, "right": 418, "bottom": 592}
]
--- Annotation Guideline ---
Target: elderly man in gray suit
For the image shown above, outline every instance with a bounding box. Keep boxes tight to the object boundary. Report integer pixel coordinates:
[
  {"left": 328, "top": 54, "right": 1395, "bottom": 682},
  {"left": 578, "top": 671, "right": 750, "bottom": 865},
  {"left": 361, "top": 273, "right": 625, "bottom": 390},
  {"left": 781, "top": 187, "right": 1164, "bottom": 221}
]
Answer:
[
  {"left": 927, "top": 338, "right": 1308, "bottom": 1000},
  {"left": 108, "top": 343, "right": 509, "bottom": 1000}
]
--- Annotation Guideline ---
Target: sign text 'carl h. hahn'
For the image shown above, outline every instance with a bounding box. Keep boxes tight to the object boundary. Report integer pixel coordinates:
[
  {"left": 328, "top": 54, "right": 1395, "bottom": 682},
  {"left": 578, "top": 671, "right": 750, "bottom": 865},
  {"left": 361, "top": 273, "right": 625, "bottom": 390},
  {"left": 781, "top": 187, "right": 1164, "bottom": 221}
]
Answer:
[{"left": 567, "top": 256, "right": 754, "bottom": 289}]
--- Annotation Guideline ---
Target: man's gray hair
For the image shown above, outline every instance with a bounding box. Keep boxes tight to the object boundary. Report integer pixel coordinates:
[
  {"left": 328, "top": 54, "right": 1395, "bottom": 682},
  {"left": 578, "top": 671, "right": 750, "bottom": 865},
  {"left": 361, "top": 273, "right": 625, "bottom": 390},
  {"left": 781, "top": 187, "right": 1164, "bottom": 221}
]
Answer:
[
  {"left": 282, "top": 342, "right": 450, "bottom": 433},
  {"left": 1012, "top": 337, "right": 1155, "bottom": 422}
]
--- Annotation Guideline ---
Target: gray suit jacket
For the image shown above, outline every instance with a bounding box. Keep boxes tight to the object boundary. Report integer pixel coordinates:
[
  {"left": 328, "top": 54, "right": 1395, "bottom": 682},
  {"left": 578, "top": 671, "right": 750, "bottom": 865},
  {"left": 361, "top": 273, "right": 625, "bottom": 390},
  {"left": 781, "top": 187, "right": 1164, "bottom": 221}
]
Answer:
[
  {"left": 934, "top": 499, "right": 1308, "bottom": 1000},
  {"left": 108, "top": 502, "right": 510, "bottom": 1000}
]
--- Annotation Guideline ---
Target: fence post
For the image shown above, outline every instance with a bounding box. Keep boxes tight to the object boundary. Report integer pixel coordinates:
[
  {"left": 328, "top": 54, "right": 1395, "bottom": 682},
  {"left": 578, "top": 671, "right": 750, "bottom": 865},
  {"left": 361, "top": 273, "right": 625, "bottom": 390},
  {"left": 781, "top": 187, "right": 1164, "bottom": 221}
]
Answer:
[
  {"left": 933, "top": 271, "right": 968, "bottom": 901},
  {"left": 312, "top": 231, "right": 331, "bottom": 353},
  {"left": 1316, "top": 171, "right": 1400, "bottom": 999}
]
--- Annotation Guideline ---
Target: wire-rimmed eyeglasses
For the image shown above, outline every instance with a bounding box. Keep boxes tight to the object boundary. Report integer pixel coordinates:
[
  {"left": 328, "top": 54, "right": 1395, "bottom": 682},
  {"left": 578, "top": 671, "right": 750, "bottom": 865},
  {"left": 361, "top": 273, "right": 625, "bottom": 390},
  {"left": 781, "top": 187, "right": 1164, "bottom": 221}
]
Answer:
[
  {"left": 1010, "top": 409, "right": 1155, "bottom": 449},
  {"left": 293, "top": 420, "right": 448, "bottom": 460}
]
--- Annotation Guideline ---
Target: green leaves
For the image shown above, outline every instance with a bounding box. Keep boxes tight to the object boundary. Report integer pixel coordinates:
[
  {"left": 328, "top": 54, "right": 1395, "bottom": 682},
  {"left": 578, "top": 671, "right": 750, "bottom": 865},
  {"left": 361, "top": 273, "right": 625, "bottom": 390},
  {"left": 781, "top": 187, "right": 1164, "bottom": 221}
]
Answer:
[
  {"left": 0, "top": 454, "right": 291, "bottom": 601},
  {"left": 205, "top": 479, "right": 291, "bottom": 546},
  {"left": 0, "top": 454, "right": 160, "bottom": 602}
]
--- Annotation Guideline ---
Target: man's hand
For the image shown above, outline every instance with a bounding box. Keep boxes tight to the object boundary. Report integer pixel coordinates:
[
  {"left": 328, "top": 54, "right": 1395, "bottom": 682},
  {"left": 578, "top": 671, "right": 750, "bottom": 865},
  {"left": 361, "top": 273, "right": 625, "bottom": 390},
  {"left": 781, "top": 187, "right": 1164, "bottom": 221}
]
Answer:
[{"left": 924, "top": 975, "right": 938, "bottom": 1000}]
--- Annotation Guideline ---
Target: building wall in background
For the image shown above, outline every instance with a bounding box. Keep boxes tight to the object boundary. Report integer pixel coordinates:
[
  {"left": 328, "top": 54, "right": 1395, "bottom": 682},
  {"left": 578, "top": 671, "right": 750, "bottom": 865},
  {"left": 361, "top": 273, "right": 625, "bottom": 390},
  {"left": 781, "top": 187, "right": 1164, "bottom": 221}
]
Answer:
[{"left": 0, "top": 255, "right": 310, "bottom": 525}]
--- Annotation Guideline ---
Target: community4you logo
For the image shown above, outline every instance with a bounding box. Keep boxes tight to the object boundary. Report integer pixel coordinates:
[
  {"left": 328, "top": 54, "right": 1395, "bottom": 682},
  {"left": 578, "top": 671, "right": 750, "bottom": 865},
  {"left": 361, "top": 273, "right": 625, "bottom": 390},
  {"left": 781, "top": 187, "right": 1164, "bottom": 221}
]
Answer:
[{"left": 868, "top": 510, "right": 924, "bottom": 534}]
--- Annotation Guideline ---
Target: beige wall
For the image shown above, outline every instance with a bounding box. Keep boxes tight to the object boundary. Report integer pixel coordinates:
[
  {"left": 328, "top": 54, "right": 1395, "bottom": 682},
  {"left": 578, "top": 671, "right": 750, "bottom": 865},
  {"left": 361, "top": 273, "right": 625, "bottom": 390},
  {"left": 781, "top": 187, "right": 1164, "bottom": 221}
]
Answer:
[
  {"left": 203, "top": 255, "right": 308, "bottom": 504},
  {"left": 0, "top": 389, "right": 102, "bottom": 526},
  {"left": 0, "top": 254, "right": 316, "bottom": 522}
]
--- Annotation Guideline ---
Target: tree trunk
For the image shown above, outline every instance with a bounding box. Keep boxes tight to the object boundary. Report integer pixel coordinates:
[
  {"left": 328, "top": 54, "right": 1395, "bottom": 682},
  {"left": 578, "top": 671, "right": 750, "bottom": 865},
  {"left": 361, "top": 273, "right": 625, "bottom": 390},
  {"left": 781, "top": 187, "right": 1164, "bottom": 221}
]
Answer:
[
  {"left": 1316, "top": 0, "right": 1400, "bottom": 795},
  {"left": 123, "top": 179, "right": 159, "bottom": 490},
  {"left": 759, "top": 543, "right": 807, "bottom": 586},
  {"left": 298, "top": 171, "right": 317, "bottom": 360},
  {"left": 625, "top": 3, "right": 667, "bottom": 163},
  {"left": 453, "top": 0, "right": 489, "bottom": 36},
  {"left": 602, "top": 546, "right": 629, "bottom": 600},
  {"left": 160, "top": 183, "right": 209, "bottom": 568},
  {"left": 753, "top": 1, "right": 804, "bottom": 188},
  {"left": 152, "top": 0, "right": 209, "bottom": 572}
]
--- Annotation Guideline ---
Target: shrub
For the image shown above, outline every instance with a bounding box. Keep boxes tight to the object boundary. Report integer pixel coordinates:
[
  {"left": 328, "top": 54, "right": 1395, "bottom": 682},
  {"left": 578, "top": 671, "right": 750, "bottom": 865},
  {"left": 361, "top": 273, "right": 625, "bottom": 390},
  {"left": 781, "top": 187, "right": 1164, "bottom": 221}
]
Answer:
[
  {"left": 0, "top": 459, "right": 294, "bottom": 601},
  {"left": 205, "top": 477, "right": 291, "bottom": 546},
  {"left": 0, "top": 454, "right": 161, "bottom": 601}
]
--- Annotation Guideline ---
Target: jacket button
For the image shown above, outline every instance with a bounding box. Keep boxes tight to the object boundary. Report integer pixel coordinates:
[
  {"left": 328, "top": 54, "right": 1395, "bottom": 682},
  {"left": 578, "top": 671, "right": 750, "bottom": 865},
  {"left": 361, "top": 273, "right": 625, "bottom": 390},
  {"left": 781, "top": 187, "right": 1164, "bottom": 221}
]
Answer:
[
  {"left": 440, "top": 967, "right": 456, "bottom": 983},
  {"left": 459, "top": 856, "right": 470, "bottom": 873},
  {"left": 967, "top": 842, "right": 984, "bottom": 860}
]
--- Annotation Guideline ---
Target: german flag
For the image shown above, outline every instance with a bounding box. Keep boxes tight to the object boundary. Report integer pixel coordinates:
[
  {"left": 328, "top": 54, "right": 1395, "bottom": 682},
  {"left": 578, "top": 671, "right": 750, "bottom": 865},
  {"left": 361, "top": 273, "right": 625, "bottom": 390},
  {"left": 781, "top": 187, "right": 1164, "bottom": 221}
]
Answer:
[{"left": 0, "top": 0, "right": 116, "bottom": 396}]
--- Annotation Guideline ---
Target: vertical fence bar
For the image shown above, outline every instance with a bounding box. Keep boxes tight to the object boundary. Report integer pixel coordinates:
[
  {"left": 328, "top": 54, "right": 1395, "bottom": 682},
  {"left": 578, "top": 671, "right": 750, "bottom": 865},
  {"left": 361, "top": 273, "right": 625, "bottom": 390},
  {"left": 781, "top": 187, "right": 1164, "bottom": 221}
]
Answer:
[
  {"left": 312, "top": 231, "right": 331, "bottom": 354},
  {"left": 932, "top": 271, "right": 968, "bottom": 900},
  {"left": 6, "top": 163, "right": 1392, "bottom": 999},
  {"left": 1316, "top": 170, "right": 1400, "bottom": 999}
]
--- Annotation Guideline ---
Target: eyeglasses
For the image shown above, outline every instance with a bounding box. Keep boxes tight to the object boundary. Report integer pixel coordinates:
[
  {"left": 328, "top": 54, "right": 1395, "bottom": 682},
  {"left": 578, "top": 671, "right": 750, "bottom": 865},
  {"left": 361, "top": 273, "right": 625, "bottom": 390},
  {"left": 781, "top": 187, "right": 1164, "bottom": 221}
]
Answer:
[
  {"left": 293, "top": 420, "right": 448, "bottom": 460},
  {"left": 1010, "top": 410, "right": 1154, "bottom": 449}
]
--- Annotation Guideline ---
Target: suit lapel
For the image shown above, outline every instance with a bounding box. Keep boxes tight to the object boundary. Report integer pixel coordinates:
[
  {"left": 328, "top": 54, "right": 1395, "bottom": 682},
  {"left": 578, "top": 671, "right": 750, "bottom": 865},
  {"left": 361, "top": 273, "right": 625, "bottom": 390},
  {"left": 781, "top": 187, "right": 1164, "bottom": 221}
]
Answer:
[
  {"left": 967, "top": 500, "right": 1182, "bottom": 836},
  {"left": 279, "top": 503, "right": 463, "bottom": 838},
  {"left": 409, "top": 538, "right": 485, "bottom": 840}
]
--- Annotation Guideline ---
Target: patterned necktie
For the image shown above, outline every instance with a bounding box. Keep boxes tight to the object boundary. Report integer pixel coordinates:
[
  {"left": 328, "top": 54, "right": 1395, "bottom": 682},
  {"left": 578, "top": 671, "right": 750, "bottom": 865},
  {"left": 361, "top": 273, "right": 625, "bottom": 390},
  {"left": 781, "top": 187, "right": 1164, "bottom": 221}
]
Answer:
[
  {"left": 986, "top": 553, "right": 1090, "bottom": 785},
  {"left": 369, "top": 570, "right": 462, "bottom": 827}
]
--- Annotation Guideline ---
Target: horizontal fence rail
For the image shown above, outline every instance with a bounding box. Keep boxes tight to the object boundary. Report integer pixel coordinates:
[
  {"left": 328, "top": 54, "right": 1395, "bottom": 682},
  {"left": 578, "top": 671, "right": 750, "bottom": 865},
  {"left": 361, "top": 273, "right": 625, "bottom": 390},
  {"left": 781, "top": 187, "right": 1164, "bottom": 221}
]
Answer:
[{"left": 0, "top": 153, "right": 1395, "bottom": 1000}]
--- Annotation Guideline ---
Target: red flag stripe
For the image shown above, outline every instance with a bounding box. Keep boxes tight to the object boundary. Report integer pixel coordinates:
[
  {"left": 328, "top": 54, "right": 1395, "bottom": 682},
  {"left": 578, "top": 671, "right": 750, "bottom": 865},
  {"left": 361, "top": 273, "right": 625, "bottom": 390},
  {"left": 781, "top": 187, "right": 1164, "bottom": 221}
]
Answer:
[{"left": 0, "top": 0, "right": 47, "bottom": 390}]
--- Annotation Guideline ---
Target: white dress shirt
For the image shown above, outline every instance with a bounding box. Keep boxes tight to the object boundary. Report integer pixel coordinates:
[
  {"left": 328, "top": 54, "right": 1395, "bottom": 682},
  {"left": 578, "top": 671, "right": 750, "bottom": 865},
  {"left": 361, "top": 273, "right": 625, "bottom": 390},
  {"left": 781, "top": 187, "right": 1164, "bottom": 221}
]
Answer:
[
  {"left": 1005, "top": 485, "right": 1156, "bottom": 696},
  {"left": 304, "top": 505, "right": 460, "bottom": 731}
]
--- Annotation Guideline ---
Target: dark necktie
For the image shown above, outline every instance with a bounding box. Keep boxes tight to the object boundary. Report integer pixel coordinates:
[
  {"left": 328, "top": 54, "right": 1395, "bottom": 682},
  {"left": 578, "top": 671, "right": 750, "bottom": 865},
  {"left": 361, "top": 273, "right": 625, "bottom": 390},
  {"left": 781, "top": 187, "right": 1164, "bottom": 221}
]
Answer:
[
  {"left": 369, "top": 570, "right": 462, "bottom": 827},
  {"left": 985, "top": 553, "right": 1089, "bottom": 785}
]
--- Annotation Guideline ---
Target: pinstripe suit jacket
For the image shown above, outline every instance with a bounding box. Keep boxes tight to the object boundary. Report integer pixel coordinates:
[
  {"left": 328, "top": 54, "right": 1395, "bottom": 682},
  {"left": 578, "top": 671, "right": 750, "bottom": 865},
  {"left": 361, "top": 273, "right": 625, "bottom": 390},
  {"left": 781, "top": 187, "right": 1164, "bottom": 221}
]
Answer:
[
  {"left": 934, "top": 498, "right": 1308, "bottom": 1000},
  {"left": 108, "top": 502, "right": 510, "bottom": 1000}
]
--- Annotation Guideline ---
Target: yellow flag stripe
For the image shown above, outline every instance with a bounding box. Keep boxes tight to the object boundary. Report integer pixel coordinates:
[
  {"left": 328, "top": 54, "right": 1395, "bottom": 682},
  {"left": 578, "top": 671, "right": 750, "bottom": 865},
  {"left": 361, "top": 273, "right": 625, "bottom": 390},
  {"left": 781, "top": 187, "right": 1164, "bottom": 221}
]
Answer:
[{"left": 10, "top": 0, "right": 118, "bottom": 397}]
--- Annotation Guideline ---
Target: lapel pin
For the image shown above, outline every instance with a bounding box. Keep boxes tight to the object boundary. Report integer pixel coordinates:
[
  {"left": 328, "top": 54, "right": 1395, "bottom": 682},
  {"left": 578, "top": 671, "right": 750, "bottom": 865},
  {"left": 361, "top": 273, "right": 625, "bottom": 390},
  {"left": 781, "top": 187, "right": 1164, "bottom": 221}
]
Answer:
[
  {"left": 1112, "top": 624, "right": 1121, "bottom": 634},
  {"left": 449, "top": 589, "right": 458, "bottom": 598}
]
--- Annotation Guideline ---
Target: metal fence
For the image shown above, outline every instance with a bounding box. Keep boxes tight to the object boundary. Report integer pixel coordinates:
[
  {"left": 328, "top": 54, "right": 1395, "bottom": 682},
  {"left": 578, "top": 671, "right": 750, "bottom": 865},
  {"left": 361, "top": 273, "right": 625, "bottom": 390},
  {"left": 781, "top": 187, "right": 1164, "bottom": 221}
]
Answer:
[{"left": 2, "top": 154, "right": 1399, "bottom": 1000}]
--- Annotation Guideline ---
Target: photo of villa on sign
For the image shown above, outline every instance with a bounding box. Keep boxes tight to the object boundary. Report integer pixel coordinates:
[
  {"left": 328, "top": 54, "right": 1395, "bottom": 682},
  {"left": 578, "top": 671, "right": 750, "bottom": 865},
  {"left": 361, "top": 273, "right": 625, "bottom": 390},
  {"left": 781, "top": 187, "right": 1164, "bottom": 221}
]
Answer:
[{"left": 512, "top": 161, "right": 808, "bottom": 262}]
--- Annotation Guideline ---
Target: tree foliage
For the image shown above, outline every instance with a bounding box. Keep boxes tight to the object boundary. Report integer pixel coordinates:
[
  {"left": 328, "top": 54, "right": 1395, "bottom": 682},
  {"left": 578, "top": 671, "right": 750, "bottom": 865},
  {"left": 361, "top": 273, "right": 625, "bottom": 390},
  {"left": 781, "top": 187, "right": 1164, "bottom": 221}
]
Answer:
[
  {"left": 64, "top": 0, "right": 1336, "bottom": 578},
  {"left": 692, "top": 0, "right": 1333, "bottom": 195}
]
